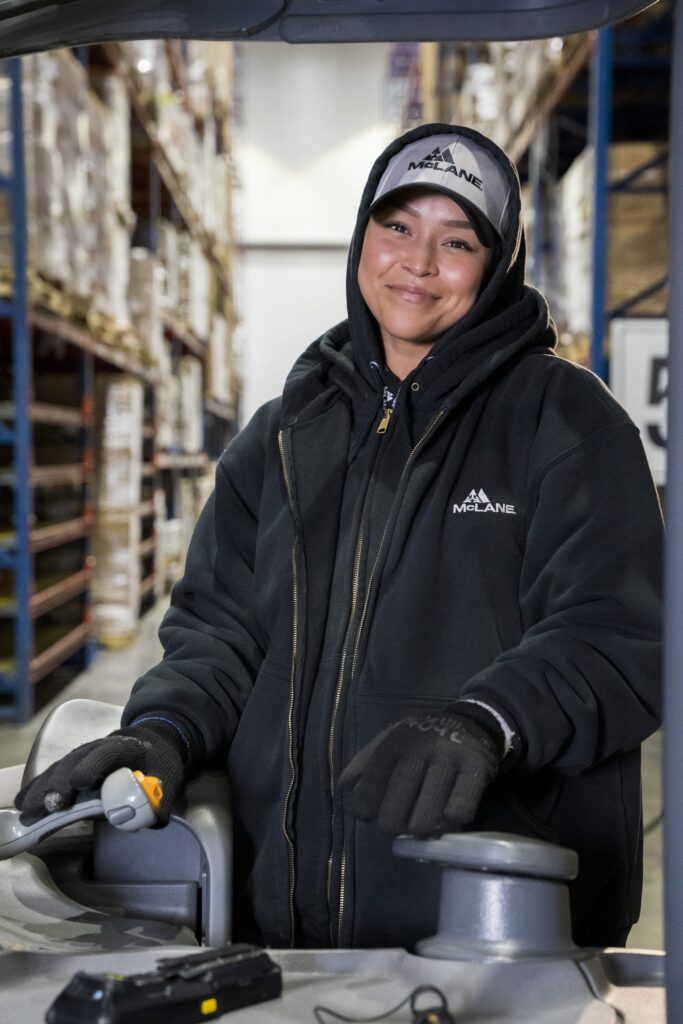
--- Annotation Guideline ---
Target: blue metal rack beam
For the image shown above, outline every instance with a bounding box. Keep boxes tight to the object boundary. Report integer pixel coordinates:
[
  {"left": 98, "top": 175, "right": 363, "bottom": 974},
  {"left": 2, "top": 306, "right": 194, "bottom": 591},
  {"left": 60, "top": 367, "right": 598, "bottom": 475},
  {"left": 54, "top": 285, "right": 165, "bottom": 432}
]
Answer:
[{"left": 0, "top": 58, "right": 34, "bottom": 723}]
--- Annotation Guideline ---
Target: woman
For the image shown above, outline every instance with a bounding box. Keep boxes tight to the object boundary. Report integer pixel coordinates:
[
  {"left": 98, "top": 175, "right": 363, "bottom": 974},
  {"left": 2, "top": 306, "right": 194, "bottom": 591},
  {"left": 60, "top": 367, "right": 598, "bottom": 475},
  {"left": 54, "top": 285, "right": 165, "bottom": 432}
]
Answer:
[{"left": 16, "top": 124, "right": 663, "bottom": 952}]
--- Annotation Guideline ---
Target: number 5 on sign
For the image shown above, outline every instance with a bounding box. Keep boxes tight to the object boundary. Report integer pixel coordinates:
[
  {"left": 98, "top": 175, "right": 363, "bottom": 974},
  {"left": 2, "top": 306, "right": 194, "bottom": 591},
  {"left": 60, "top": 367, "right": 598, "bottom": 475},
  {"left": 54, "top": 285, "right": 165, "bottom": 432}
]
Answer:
[{"left": 610, "top": 318, "right": 669, "bottom": 487}]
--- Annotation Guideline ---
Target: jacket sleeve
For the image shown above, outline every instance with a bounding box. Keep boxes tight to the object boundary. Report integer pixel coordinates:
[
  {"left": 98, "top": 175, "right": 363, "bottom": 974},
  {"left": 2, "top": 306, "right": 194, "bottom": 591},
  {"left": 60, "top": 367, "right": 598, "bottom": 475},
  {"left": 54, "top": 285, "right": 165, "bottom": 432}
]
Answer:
[
  {"left": 460, "top": 419, "right": 663, "bottom": 775},
  {"left": 121, "top": 402, "right": 275, "bottom": 764}
]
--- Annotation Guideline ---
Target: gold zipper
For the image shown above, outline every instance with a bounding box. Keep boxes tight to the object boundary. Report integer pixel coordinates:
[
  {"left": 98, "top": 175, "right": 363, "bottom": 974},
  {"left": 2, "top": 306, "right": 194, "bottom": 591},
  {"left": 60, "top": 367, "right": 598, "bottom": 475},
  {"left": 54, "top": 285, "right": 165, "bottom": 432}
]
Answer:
[
  {"left": 326, "top": 529, "right": 364, "bottom": 923},
  {"left": 335, "top": 409, "right": 447, "bottom": 944},
  {"left": 376, "top": 408, "right": 393, "bottom": 434},
  {"left": 278, "top": 430, "right": 300, "bottom": 948}
]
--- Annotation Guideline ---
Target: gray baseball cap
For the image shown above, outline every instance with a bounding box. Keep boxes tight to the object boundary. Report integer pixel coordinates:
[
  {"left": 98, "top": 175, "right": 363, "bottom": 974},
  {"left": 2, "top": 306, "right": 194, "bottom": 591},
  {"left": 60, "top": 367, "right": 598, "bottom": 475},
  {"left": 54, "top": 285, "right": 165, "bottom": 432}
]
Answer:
[{"left": 368, "top": 133, "right": 512, "bottom": 247}]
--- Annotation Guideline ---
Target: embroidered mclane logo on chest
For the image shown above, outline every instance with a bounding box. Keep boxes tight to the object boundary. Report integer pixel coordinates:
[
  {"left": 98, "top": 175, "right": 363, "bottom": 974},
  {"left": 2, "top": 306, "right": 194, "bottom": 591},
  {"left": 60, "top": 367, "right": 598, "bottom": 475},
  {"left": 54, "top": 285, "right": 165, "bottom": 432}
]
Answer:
[{"left": 453, "top": 488, "right": 516, "bottom": 515}]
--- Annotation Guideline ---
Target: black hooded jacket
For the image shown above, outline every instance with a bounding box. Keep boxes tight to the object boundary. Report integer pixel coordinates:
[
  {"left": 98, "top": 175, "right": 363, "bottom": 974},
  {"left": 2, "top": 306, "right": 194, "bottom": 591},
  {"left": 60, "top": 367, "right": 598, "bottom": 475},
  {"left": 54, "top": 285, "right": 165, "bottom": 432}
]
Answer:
[{"left": 122, "top": 124, "right": 663, "bottom": 950}]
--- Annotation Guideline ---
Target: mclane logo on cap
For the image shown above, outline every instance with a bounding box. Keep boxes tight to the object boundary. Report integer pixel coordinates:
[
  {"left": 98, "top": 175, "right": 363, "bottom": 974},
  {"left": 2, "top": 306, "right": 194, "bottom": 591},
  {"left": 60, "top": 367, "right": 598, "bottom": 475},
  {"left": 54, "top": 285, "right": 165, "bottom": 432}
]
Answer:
[
  {"left": 409, "top": 146, "right": 483, "bottom": 191},
  {"left": 453, "top": 488, "right": 516, "bottom": 515}
]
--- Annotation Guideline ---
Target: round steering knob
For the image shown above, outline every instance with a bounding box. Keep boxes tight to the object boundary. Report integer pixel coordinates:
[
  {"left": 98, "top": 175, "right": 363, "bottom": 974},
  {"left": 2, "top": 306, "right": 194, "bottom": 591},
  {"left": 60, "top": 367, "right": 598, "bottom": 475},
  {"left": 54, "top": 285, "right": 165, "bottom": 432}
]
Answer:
[{"left": 394, "top": 831, "right": 582, "bottom": 962}]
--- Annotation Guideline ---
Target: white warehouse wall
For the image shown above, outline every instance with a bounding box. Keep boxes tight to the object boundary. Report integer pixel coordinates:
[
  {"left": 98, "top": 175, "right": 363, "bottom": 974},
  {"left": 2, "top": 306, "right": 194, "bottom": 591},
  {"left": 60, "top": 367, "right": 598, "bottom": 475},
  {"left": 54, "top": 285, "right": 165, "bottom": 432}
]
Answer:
[{"left": 235, "top": 42, "right": 397, "bottom": 422}]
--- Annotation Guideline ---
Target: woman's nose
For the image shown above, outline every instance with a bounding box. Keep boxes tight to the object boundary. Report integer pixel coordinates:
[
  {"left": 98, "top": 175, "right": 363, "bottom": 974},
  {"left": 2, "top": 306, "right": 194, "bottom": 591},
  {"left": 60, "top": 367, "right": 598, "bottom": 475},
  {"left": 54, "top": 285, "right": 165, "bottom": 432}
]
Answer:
[{"left": 402, "top": 238, "right": 436, "bottom": 275}]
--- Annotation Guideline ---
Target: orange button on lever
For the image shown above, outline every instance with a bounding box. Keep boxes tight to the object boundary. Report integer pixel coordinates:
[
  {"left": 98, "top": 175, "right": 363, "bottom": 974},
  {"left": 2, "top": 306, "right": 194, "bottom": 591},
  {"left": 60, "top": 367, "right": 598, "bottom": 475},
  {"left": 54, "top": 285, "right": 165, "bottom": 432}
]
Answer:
[{"left": 132, "top": 770, "right": 163, "bottom": 813}]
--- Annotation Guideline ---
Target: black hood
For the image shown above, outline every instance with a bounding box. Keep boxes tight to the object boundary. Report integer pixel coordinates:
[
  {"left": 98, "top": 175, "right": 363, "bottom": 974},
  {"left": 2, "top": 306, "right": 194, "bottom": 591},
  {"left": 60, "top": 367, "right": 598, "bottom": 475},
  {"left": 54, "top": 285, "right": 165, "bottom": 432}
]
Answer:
[
  {"left": 345, "top": 123, "right": 557, "bottom": 408},
  {"left": 284, "top": 123, "right": 556, "bottom": 425}
]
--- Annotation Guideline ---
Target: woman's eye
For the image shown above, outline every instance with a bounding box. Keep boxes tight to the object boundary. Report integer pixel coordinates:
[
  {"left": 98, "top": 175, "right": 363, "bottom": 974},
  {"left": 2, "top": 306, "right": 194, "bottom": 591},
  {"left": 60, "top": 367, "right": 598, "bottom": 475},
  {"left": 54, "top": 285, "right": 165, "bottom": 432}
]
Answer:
[
  {"left": 385, "top": 221, "right": 409, "bottom": 234},
  {"left": 446, "top": 239, "right": 473, "bottom": 252}
]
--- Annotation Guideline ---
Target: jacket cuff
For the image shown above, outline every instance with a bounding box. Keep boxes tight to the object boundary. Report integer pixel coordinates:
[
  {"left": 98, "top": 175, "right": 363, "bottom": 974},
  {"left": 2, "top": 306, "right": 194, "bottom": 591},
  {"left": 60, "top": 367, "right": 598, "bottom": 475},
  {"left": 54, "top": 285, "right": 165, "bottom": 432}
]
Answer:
[
  {"left": 127, "top": 712, "right": 205, "bottom": 776},
  {"left": 450, "top": 698, "right": 520, "bottom": 766}
]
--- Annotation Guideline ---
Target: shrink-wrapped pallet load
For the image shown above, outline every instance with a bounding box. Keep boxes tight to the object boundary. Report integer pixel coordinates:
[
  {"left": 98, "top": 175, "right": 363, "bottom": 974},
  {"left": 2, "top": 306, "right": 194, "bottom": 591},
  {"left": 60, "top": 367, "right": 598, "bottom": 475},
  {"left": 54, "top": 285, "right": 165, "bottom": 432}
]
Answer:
[
  {"left": 178, "top": 356, "right": 203, "bottom": 453},
  {"left": 156, "top": 340, "right": 178, "bottom": 452},
  {"left": 94, "top": 376, "right": 143, "bottom": 510},
  {"left": 129, "top": 247, "right": 165, "bottom": 368},
  {"left": 207, "top": 312, "right": 231, "bottom": 406},
  {"left": 157, "top": 517, "right": 185, "bottom": 590},
  {"left": 0, "top": 52, "right": 134, "bottom": 329},
  {"left": 91, "top": 513, "right": 141, "bottom": 643},
  {"left": 556, "top": 142, "right": 668, "bottom": 345},
  {"left": 157, "top": 218, "right": 181, "bottom": 315},
  {"left": 92, "top": 376, "right": 144, "bottom": 644}
]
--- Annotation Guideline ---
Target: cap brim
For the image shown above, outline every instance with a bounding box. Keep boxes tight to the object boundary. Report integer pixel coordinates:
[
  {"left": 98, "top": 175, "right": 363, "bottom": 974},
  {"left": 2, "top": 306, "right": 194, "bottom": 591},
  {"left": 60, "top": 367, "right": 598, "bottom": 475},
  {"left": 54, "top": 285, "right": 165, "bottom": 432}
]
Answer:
[{"left": 368, "top": 184, "right": 499, "bottom": 248}]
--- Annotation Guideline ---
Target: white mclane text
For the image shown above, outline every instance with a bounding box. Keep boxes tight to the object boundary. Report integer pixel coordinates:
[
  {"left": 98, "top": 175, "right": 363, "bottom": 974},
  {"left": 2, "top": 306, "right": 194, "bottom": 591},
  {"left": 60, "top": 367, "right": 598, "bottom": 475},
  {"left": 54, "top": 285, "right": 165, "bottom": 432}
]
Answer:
[{"left": 453, "top": 488, "right": 516, "bottom": 515}]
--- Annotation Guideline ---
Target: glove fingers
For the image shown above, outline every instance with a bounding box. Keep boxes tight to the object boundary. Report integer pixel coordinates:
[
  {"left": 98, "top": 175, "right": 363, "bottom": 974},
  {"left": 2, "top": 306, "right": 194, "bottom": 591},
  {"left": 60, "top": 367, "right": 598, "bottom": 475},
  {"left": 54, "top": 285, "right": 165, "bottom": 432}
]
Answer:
[
  {"left": 348, "top": 745, "right": 399, "bottom": 822},
  {"left": 69, "top": 738, "right": 148, "bottom": 791},
  {"left": 15, "top": 741, "right": 103, "bottom": 821},
  {"left": 444, "top": 767, "right": 490, "bottom": 828},
  {"left": 377, "top": 756, "right": 427, "bottom": 835},
  {"left": 16, "top": 775, "right": 78, "bottom": 824},
  {"left": 407, "top": 761, "right": 457, "bottom": 837},
  {"left": 340, "top": 725, "right": 396, "bottom": 788}
]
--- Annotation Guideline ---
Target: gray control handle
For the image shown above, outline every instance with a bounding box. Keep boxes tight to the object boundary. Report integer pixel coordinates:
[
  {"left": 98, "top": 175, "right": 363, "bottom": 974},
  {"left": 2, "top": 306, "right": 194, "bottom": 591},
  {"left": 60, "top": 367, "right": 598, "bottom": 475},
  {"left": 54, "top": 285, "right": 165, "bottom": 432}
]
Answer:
[{"left": 0, "top": 767, "right": 160, "bottom": 861}]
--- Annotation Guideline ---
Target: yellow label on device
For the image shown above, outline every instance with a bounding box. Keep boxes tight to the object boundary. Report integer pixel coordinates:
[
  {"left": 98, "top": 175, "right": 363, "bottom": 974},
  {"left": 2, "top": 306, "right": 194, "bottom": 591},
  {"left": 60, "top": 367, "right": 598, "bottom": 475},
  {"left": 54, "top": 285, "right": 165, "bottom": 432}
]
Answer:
[
  {"left": 201, "top": 997, "right": 218, "bottom": 1014},
  {"left": 132, "top": 771, "right": 163, "bottom": 812}
]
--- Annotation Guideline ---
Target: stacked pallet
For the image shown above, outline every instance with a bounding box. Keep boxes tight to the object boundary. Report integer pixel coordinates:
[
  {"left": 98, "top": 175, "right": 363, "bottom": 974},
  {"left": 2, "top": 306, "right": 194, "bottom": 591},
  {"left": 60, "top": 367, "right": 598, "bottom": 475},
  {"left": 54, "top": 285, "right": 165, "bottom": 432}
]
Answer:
[
  {"left": 121, "top": 41, "right": 232, "bottom": 252},
  {"left": 550, "top": 142, "right": 668, "bottom": 359},
  {"left": 445, "top": 38, "right": 572, "bottom": 150},
  {"left": 20, "top": 53, "right": 134, "bottom": 326},
  {"left": 92, "top": 376, "right": 144, "bottom": 644}
]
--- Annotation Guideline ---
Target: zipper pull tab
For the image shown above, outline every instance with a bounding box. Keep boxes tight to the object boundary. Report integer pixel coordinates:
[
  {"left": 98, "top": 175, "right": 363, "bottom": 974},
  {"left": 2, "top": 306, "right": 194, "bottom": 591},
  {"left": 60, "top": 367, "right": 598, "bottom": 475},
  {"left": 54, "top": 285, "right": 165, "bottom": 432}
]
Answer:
[{"left": 377, "top": 407, "right": 393, "bottom": 435}]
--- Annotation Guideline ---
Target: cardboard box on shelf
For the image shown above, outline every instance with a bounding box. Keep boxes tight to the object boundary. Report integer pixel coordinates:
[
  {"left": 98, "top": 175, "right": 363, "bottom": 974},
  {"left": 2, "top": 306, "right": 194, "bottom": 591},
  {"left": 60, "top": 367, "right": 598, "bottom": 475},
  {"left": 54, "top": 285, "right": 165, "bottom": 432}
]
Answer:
[
  {"left": 177, "top": 232, "right": 213, "bottom": 342},
  {"left": 95, "top": 376, "right": 143, "bottom": 510},
  {"left": 102, "top": 73, "right": 131, "bottom": 213},
  {"left": 452, "top": 38, "right": 566, "bottom": 150},
  {"left": 92, "top": 511, "right": 141, "bottom": 642},
  {"left": 157, "top": 517, "right": 184, "bottom": 590},
  {"left": 0, "top": 52, "right": 134, "bottom": 327},
  {"left": 178, "top": 476, "right": 197, "bottom": 552},
  {"left": 129, "top": 247, "right": 165, "bottom": 367},
  {"left": 556, "top": 142, "right": 668, "bottom": 336},
  {"left": 207, "top": 313, "right": 231, "bottom": 406},
  {"left": 155, "top": 340, "right": 179, "bottom": 451},
  {"left": 177, "top": 355, "right": 203, "bottom": 453},
  {"left": 157, "top": 218, "right": 180, "bottom": 314}
]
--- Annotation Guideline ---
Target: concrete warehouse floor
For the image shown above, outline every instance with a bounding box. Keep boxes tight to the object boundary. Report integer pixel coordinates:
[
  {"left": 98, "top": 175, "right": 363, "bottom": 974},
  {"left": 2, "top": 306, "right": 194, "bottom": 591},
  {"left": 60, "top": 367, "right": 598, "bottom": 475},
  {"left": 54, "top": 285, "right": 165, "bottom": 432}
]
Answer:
[{"left": 0, "top": 598, "right": 665, "bottom": 950}]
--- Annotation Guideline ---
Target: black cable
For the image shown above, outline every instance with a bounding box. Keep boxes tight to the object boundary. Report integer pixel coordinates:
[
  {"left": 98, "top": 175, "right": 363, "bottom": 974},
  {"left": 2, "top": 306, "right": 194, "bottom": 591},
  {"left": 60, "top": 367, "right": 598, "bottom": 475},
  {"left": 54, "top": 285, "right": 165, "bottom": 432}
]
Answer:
[{"left": 313, "top": 984, "right": 454, "bottom": 1024}]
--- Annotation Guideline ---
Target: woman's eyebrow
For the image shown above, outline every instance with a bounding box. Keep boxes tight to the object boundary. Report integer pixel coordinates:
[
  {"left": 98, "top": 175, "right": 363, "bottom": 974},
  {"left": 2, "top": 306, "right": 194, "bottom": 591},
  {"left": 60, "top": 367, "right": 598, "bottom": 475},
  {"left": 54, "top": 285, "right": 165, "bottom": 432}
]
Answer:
[{"left": 392, "top": 202, "right": 473, "bottom": 230}]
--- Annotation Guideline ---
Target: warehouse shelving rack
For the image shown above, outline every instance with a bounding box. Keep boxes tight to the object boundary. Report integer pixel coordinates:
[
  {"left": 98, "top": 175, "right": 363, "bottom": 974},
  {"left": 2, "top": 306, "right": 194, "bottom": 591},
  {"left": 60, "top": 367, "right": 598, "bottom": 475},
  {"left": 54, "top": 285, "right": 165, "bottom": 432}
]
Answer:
[
  {"left": 105, "top": 39, "right": 239, "bottom": 533},
  {"left": 0, "top": 58, "right": 100, "bottom": 721},
  {"left": 0, "top": 58, "right": 32, "bottom": 722},
  {"left": 500, "top": 11, "right": 671, "bottom": 383},
  {"left": 0, "top": 44, "right": 238, "bottom": 721},
  {"left": 424, "top": 5, "right": 671, "bottom": 384},
  {"left": 586, "top": 22, "right": 669, "bottom": 380},
  {"left": 540, "top": 11, "right": 669, "bottom": 381}
]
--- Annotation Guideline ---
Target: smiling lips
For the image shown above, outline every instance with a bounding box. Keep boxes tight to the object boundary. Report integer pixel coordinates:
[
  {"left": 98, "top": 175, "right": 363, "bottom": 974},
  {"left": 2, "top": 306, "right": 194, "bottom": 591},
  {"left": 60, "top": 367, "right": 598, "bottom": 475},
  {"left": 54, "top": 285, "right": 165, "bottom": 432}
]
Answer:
[{"left": 387, "top": 284, "right": 438, "bottom": 303}]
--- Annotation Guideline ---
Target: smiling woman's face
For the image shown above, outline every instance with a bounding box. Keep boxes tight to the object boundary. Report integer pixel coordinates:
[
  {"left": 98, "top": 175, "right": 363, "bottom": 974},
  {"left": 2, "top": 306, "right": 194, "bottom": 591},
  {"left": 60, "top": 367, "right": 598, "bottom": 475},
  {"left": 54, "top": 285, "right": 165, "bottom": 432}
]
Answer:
[{"left": 358, "top": 187, "right": 493, "bottom": 362}]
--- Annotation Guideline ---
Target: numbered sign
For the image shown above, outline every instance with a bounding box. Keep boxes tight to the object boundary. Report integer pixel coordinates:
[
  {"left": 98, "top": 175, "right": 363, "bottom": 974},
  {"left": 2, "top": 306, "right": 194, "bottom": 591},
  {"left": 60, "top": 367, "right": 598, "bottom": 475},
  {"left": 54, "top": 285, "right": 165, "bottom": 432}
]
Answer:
[{"left": 610, "top": 318, "right": 668, "bottom": 486}]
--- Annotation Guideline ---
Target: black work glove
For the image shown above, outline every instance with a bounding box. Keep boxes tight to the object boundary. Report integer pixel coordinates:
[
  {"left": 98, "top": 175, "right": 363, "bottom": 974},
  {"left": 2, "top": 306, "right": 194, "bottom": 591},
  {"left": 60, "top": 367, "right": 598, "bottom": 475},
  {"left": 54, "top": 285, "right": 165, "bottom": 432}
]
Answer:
[
  {"left": 14, "top": 719, "right": 193, "bottom": 827},
  {"left": 340, "top": 710, "right": 504, "bottom": 837}
]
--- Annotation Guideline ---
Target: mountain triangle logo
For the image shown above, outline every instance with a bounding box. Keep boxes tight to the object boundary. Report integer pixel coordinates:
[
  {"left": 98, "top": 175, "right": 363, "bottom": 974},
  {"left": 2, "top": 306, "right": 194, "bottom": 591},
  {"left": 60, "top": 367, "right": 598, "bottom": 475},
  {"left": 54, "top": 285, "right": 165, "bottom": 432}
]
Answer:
[
  {"left": 465, "top": 488, "right": 490, "bottom": 504},
  {"left": 453, "top": 487, "right": 516, "bottom": 515},
  {"left": 425, "top": 146, "right": 456, "bottom": 164}
]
